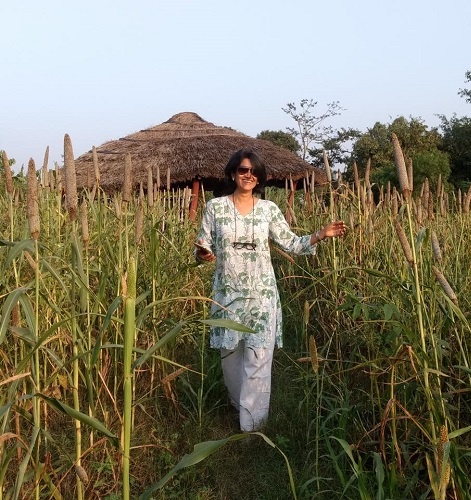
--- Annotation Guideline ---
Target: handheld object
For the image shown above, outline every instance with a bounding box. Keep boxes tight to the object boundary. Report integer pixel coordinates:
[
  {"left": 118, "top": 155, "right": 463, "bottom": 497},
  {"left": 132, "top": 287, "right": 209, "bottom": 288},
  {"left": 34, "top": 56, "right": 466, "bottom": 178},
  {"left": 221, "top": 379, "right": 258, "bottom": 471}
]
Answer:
[{"left": 195, "top": 243, "right": 212, "bottom": 255}]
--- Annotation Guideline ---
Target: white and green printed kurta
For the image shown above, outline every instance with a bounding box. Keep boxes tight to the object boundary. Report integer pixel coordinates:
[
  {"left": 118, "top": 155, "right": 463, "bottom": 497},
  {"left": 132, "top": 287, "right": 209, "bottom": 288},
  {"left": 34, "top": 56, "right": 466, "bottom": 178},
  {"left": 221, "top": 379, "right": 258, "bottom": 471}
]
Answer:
[{"left": 197, "top": 196, "right": 317, "bottom": 350}]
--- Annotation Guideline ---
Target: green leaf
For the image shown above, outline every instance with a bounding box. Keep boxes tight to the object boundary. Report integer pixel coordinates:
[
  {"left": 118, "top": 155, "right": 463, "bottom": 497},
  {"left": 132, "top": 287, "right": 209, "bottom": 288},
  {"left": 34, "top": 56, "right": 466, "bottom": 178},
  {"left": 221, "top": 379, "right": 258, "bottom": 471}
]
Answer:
[
  {"left": 13, "top": 316, "right": 74, "bottom": 374},
  {"left": 415, "top": 226, "right": 428, "bottom": 246},
  {"left": 13, "top": 426, "right": 40, "bottom": 500},
  {"left": 449, "top": 424, "right": 471, "bottom": 439},
  {"left": 38, "top": 394, "right": 119, "bottom": 448},
  {"left": 0, "top": 287, "right": 29, "bottom": 345},
  {"left": 373, "top": 452, "right": 385, "bottom": 500},
  {"left": 383, "top": 303, "right": 395, "bottom": 321},
  {"left": 39, "top": 256, "right": 70, "bottom": 294},
  {"left": 425, "top": 453, "right": 439, "bottom": 496},
  {"left": 139, "top": 436, "right": 242, "bottom": 498},
  {"left": 3, "top": 239, "right": 35, "bottom": 270},
  {"left": 454, "top": 365, "right": 471, "bottom": 375},
  {"left": 133, "top": 322, "right": 184, "bottom": 368},
  {"left": 40, "top": 466, "right": 63, "bottom": 500},
  {"left": 0, "top": 401, "right": 14, "bottom": 420},
  {"left": 91, "top": 296, "right": 123, "bottom": 366},
  {"left": 19, "top": 293, "right": 37, "bottom": 339},
  {"left": 352, "top": 303, "right": 362, "bottom": 321},
  {"left": 139, "top": 432, "right": 297, "bottom": 500},
  {"left": 331, "top": 437, "right": 359, "bottom": 474},
  {"left": 9, "top": 326, "right": 35, "bottom": 344},
  {"left": 361, "top": 268, "right": 385, "bottom": 278}
]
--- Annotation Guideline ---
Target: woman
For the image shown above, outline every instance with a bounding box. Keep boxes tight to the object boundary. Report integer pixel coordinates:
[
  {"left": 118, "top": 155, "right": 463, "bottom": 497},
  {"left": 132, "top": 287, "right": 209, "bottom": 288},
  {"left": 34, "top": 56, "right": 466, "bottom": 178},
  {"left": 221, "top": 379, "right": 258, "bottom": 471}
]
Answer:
[{"left": 195, "top": 149, "right": 346, "bottom": 431}]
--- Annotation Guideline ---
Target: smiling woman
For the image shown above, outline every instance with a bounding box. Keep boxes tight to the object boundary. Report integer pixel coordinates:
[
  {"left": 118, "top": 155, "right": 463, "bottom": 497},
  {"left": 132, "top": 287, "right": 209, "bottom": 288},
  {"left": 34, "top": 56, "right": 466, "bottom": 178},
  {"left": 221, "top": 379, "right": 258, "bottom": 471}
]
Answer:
[{"left": 194, "top": 149, "right": 347, "bottom": 432}]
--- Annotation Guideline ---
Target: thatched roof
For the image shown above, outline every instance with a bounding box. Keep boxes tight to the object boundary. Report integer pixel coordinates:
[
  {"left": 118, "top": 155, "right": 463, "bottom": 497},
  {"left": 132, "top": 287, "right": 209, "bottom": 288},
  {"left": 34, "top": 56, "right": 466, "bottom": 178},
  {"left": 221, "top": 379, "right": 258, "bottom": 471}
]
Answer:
[{"left": 74, "top": 112, "right": 327, "bottom": 192}]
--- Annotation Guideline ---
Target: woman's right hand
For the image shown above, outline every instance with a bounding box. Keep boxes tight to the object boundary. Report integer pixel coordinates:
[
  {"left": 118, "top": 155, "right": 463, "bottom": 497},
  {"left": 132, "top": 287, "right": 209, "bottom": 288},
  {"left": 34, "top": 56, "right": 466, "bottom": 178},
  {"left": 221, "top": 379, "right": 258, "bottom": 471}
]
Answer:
[{"left": 195, "top": 239, "right": 216, "bottom": 262}]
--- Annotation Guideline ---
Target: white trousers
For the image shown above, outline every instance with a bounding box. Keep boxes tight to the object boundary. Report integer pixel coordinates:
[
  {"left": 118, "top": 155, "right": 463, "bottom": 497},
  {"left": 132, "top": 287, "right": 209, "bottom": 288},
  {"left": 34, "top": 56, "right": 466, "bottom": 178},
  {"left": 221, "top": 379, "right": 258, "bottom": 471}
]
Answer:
[{"left": 221, "top": 338, "right": 275, "bottom": 432}]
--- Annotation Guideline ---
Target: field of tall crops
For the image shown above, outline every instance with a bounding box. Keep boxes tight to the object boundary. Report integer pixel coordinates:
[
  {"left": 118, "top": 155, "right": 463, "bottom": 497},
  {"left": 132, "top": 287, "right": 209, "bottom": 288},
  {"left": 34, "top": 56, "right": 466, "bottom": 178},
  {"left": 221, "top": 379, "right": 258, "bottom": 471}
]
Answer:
[{"left": 1, "top": 140, "right": 471, "bottom": 499}]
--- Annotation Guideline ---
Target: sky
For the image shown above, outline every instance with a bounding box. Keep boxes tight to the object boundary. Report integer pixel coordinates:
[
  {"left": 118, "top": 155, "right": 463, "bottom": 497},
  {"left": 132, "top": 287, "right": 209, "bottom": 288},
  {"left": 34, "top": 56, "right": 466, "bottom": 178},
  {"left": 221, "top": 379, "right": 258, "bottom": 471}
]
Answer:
[{"left": 2, "top": 0, "right": 471, "bottom": 172}]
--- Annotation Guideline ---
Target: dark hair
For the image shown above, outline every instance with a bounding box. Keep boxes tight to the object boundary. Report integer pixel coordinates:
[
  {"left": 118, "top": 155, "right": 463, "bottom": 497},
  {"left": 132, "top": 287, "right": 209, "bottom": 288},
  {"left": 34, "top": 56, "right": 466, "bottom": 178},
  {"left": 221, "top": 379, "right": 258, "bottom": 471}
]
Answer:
[{"left": 223, "top": 149, "right": 267, "bottom": 195}]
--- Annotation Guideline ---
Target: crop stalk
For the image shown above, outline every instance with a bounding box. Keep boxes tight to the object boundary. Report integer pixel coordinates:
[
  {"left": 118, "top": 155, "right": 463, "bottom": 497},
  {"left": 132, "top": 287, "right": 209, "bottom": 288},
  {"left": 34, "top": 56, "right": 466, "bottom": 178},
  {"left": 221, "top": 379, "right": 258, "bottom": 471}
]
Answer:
[{"left": 123, "top": 255, "right": 137, "bottom": 500}]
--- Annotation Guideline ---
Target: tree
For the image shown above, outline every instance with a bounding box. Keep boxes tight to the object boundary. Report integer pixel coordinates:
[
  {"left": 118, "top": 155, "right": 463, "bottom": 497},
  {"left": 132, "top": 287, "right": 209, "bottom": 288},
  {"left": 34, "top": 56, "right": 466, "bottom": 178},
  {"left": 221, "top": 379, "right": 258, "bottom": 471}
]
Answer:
[
  {"left": 256, "top": 130, "right": 300, "bottom": 154},
  {"left": 439, "top": 114, "right": 471, "bottom": 188},
  {"left": 348, "top": 121, "right": 391, "bottom": 175},
  {"left": 412, "top": 150, "right": 451, "bottom": 191},
  {"left": 282, "top": 99, "right": 344, "bottom": 162},
  {"left": 366, "top": 151, "right": 451, "bottom": 194},
  {"left": 458, "top": 70, "right": 471, "bottom": 104},
  {"left": 347, "top": 116, "right": 448, "bottom": 192},
  {"left": 308, "top": 127, "right": 361, "bottom": 170}
]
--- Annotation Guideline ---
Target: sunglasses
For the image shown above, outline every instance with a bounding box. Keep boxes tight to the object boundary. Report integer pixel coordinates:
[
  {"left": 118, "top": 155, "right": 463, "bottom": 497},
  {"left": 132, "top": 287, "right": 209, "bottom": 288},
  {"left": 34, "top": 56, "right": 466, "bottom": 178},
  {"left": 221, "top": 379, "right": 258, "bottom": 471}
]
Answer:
[
  {"left": 236, "top": 166, "right": 257, "bottom": 177},
  {"left": 232, "top": 241, "right": 257, "bottom": 250}
]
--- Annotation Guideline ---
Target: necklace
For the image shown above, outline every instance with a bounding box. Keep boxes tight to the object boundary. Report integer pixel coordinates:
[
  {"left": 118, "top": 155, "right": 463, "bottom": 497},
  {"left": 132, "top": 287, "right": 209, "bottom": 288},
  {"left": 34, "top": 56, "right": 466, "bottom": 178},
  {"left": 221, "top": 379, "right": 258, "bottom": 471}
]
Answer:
[{"left": 231, "top": 195, "right": 256, "bottom": 251}]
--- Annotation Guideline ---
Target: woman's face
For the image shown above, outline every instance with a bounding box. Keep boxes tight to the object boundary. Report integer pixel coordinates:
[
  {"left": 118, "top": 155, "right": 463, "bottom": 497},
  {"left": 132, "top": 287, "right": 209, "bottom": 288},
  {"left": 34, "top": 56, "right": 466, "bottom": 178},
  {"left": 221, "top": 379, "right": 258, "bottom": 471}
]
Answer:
[{"left": 234, "top": 158, "right": 258, "bottom": 193}]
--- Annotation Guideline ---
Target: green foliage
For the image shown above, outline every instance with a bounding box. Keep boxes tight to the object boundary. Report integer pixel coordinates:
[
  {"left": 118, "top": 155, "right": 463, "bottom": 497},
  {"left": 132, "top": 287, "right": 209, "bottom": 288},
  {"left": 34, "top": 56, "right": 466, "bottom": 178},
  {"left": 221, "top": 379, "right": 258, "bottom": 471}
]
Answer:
[
  {"left": 458, "top": 69, "right": 471, "bottom": 104},
  {"left": 412, "top": 149, "right": 451, "bottom": 191},
  {"left": 309, "top": 127, "right": 361, "bottom": 170},
  {"left": 370, "top": 149, "right": 451, "bottom": 194},
  {"left": 352, "top": 116, "right": 442, "bottom": 169},
  {"left": 347, "top": 116, "right": 447, "bottom": 191},
  {"left": 282, "top": 98, "right": 344, "bottom": 162},
  {"left": 256, "top": 129, "right": 301, "bottom": 154},
  {"left": 439, "top": 113, "right": 471, "bottom": 186},
  {"left": 140, "top": 432, "right": 297, "bottom": 500},
  {"left": 350, "top": 120, "right": 391, "bottom": 168},
  {"left": 1, "top": 177, "right": 471, "bottom": 498}
]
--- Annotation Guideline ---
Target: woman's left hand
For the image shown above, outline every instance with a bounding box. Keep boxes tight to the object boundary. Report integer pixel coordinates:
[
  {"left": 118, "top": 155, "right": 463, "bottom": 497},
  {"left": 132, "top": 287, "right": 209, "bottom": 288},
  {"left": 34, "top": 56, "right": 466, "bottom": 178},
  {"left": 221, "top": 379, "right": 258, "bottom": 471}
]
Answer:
[{"left": 318, "top": 221, "right": 347, "bottom": 240}]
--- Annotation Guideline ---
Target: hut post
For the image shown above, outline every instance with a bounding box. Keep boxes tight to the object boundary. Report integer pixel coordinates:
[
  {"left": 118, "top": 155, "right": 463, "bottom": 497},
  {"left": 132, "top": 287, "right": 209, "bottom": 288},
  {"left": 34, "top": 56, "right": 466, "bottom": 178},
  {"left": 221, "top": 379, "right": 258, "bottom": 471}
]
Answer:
[{"left": 189, "top": 178, "right": 200, "bottom": 222}]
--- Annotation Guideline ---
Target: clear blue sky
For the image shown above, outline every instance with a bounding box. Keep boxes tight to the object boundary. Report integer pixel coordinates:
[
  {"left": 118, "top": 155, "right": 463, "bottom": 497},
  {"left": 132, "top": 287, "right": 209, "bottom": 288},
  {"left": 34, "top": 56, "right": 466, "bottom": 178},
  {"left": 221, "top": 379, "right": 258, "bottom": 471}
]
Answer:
[{"left": 2, "top": 0, "right": 470, "bottom": 172}]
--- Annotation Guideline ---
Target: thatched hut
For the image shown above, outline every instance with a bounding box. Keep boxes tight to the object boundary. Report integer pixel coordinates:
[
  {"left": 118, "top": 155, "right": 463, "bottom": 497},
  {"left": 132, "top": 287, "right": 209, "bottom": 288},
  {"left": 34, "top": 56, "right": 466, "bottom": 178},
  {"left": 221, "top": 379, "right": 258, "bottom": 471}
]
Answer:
[{"left": 74, "top": 112, "right": 327, "bottom": 218}]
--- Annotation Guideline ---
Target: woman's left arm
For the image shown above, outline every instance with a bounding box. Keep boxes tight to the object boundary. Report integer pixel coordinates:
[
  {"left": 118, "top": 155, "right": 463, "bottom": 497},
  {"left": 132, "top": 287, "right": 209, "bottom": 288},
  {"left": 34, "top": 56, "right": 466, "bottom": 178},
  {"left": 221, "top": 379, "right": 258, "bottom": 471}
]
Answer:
[{"left": 310, "top": 221, "right": 347, "bottom": 245}]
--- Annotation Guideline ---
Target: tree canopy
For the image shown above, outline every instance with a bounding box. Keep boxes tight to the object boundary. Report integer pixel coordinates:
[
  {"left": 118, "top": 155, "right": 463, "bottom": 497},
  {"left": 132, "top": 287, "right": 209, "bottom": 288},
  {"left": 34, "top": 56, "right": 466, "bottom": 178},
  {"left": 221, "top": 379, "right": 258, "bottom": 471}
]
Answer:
[
  {"left": 268, "top": 81, "right": 471, "bottom": 192},
  {"left": 439, "top": 114, "right": 471, "bottom": 188},
  {"left": 346, "top": 117, "right": 449, "bottom": 192},
  {"left": 256, "top": 130, "right": 300, "bottom": 154},
  {"left": 309, "top": 127, "right": 360, "bottom": 170},
  {"left": 282, "top": 99, "right": 344, "bottom": 162}
]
